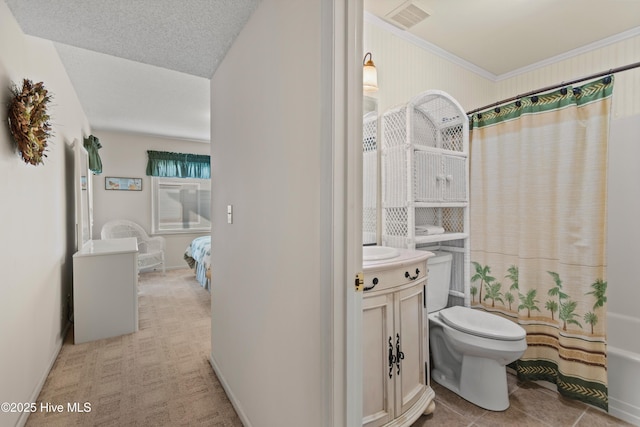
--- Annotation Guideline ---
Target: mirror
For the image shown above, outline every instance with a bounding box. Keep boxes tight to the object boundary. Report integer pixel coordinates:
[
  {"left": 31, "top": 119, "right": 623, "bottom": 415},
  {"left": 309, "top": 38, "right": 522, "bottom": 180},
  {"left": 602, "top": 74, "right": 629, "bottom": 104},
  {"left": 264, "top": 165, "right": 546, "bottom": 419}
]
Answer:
[
  {"left": 74, "top": 139, "right": 93, "bottom": 250},
  {"left": 363, "top": 96, "right": 378, "bottom": 245}
]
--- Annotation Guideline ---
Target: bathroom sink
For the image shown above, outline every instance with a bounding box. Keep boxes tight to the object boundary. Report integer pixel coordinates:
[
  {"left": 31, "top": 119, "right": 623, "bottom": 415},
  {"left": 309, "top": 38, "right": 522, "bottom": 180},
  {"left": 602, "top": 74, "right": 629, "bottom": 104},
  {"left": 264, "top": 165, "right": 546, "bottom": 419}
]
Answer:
[{"left": 363, "top": 246, "right": 400, "bottom": 261}]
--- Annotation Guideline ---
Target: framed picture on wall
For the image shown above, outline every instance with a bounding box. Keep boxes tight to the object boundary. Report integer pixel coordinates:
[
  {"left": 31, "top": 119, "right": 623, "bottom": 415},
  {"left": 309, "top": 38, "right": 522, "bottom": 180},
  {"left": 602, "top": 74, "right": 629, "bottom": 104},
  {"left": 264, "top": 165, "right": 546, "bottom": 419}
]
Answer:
[{"left": 105, "top": 177, "right": 143, "bottom": 191}]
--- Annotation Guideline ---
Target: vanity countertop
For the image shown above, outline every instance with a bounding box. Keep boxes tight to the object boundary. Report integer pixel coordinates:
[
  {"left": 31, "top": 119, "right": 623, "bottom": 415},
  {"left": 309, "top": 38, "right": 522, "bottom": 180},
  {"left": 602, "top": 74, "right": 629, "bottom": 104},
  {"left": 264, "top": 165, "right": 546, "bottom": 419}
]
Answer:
[{"left": 362, "top": 247, "right": 433, "bottom": 272}]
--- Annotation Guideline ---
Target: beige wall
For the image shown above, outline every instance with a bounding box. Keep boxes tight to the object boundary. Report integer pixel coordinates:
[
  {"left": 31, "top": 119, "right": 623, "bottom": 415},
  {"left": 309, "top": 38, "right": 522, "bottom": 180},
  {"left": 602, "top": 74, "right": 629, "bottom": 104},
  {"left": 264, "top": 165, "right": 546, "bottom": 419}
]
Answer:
[
  {"left": 0, "top": 2, "right": 90, "bottom": 426},
  {"left": 496, "top": 33, "right": 640, "bottom": 119},
  {"left": 89, "top": 129, "right": 210, "bottom": 269},
  {"left": 209, "top": 0, "right": 332, "bottom": 425},
  {"left": 363, "top": 20, "right": 495, "bottom": 114}
]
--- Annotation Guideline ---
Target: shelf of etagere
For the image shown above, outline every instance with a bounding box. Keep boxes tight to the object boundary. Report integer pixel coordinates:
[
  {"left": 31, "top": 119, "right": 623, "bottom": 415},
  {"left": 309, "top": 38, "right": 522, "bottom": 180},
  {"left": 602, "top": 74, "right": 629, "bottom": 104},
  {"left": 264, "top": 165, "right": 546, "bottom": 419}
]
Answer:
[
  {"left": 414, "top": 232, "right": 468, "bottom": 245},
  {"left": 412, "top": 201, "right": 468, "bottom": 208},
  {"left": 411, "top": 144, "right": 468, "bottom": 158},
  {"left": 382, "top": 232, "right": 469, "bottom": 248}
]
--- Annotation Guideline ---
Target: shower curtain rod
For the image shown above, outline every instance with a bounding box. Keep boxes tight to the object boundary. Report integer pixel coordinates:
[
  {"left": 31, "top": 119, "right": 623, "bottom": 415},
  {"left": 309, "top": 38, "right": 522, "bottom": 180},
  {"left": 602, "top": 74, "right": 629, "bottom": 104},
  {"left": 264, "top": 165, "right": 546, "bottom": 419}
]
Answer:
[{"left": 466, "top": 60, "right": 640, "bottom": 115}]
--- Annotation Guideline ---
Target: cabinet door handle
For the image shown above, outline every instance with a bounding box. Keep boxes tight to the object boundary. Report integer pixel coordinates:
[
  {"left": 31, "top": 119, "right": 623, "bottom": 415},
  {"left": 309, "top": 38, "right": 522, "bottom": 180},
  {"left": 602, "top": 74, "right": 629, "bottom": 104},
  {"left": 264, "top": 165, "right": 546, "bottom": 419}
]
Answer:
[
  {"left": 396, "top": 333, "right": 405, "bottom": 375},
  {"left": 404, "top": 268, "right": 420, "bottom": 280},
  {"left": 388, "top": 336, "right": 396, "bottom": 379}
]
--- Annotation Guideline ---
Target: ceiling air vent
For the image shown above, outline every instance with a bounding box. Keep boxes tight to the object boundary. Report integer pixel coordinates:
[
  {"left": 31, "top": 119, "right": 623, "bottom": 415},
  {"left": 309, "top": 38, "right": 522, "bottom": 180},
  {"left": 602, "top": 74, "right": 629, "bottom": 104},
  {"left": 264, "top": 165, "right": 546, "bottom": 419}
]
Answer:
[{"left": 385, "top": 1, "right": 430, "bottom": 30}]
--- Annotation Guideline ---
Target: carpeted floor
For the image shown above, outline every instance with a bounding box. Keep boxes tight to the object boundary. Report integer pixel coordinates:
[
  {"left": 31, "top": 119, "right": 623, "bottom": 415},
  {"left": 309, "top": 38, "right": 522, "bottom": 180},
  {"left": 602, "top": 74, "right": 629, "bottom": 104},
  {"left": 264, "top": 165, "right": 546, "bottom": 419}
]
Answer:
[{"left": 26, "top": 269, "right": 242, "bottom": 427}]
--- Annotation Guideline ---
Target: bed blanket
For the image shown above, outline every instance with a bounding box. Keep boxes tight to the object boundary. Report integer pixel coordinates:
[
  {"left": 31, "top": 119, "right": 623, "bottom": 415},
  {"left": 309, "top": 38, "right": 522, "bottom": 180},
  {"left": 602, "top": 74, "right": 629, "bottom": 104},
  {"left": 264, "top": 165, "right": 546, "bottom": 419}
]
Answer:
[{"left": 184, "top": 235, "right": 211, "bottom": 288}]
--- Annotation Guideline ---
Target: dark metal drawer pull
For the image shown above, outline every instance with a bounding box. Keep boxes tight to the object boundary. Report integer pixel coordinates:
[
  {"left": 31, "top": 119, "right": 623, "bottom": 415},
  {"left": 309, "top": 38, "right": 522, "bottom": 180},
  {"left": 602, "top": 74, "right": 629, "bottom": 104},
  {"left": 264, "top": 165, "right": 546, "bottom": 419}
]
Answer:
[
  {"left": 363, "top": 277, "right": 378, "bottom": 292},
  {"left": 404, "top": 268, "right": 420, "bottom": 280}
]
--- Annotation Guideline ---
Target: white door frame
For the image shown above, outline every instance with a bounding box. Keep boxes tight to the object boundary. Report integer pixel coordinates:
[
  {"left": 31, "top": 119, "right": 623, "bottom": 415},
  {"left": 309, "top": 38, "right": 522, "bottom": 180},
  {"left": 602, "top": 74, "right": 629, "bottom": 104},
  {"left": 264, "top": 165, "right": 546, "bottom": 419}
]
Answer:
[{"left": 321, "top": 0, "right": 363, "bottom": 425}]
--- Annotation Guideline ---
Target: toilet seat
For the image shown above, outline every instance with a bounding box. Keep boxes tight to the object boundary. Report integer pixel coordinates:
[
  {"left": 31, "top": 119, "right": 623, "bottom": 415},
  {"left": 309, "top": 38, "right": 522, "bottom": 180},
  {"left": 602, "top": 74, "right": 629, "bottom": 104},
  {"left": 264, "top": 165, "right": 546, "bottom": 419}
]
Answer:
[{"left": 439, "top": 306, "right": 525, "bottom": 341}]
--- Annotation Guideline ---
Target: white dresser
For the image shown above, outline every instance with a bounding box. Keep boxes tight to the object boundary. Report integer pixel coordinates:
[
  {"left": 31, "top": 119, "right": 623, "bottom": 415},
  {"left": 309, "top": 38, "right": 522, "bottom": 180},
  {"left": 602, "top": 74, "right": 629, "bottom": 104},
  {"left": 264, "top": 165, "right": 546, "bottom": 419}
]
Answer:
[{"left": 73, "top": 238, "right": 139, "bottom": 344}]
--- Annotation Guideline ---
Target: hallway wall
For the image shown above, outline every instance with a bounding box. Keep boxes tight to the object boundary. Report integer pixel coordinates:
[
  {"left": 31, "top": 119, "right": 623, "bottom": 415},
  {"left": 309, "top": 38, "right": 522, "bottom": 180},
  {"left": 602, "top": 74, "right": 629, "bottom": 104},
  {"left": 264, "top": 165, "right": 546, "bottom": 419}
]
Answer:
[{"left": 0, "top": 2, "right": 90, "bottom": 426}]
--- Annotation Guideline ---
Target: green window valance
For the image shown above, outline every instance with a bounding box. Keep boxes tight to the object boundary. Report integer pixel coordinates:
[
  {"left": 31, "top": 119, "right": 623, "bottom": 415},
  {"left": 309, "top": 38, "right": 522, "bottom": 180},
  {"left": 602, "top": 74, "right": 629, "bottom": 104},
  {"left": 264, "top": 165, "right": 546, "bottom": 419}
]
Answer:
[
  {"left": 146, "top": 150, "right": 211, "bottom": 179},
  {"left": 83, "top": 135, "right": 103, "bottom": 175}
]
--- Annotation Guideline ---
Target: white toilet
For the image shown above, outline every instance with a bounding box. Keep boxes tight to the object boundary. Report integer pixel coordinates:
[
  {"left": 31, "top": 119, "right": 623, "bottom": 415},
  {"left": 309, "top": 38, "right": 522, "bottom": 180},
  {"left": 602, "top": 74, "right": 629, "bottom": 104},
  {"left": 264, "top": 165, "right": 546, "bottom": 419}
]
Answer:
[{"left": 426, "top": 251, "right": 527, "bottom": 411}]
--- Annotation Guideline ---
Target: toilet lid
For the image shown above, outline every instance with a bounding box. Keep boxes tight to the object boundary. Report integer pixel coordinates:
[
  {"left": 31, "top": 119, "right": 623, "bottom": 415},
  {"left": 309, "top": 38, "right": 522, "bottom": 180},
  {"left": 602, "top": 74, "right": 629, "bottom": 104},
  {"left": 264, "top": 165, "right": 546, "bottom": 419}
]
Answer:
[{"left": 439, "top": 306, "right": 526, "bottom": 341}]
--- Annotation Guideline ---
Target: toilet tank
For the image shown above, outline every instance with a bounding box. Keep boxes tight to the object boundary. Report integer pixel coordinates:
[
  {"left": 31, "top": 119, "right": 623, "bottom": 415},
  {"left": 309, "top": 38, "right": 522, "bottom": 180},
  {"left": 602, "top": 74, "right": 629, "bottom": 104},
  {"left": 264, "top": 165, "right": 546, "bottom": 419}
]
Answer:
[{"left": 424, "top": 251, "right": 453, "bottom": 313}]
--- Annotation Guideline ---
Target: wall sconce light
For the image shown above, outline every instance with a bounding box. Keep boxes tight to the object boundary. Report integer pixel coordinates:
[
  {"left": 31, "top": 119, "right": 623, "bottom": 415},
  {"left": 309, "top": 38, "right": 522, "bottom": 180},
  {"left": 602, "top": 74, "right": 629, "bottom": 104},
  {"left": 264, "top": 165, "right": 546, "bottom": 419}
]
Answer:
[{"left": 363, "top": 52, "right": 378, "bottom": 93}]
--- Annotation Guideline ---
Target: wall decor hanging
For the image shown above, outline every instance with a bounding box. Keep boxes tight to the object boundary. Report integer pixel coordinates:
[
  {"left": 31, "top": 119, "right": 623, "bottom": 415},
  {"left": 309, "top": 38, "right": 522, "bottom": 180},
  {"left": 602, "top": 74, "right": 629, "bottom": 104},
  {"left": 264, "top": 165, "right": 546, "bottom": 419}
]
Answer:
[
  {"left": 7, "top": 79, "right": 53, "bottom": 166},
  {"left": 105, "top": 177, "right": 142, "bottom": 191}
]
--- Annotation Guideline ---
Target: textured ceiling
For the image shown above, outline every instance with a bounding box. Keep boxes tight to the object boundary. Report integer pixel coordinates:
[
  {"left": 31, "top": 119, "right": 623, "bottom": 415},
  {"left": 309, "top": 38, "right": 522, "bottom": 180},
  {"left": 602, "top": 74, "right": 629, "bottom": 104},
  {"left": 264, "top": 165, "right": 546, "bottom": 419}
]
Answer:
[{"left": 5, "top": 0, "right": 260, "bottom": 78}]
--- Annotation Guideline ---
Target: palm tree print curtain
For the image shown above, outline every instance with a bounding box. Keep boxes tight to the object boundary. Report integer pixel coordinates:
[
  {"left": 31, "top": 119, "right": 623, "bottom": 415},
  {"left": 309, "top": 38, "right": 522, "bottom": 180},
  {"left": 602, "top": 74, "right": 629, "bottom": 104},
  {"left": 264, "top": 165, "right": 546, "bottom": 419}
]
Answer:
[{"left": 468, "top": 77, "right": 613, "bottom": 410}]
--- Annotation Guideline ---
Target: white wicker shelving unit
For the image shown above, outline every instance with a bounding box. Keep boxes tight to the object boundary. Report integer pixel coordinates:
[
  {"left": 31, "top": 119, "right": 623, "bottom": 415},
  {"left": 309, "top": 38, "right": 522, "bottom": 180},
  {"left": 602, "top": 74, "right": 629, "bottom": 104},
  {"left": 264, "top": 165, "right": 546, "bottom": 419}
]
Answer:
[
  {"left": 381, "top": 90, "right": 470, "bottom": 306},
  {"left": 363, "top": 111, "right": 378, "bottom": 245}
]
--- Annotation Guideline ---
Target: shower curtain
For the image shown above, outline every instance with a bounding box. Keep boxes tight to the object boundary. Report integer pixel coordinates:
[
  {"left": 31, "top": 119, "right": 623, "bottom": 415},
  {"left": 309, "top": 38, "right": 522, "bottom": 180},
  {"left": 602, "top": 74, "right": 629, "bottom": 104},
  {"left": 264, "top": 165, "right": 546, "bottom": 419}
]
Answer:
[{"left": 468, "top": 77, "right": 613, "bottom": 410}]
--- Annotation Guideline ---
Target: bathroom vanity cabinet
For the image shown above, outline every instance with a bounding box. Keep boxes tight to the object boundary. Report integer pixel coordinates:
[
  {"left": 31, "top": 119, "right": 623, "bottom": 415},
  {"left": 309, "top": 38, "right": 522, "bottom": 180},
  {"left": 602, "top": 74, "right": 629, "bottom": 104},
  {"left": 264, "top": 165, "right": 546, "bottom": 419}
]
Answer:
[{"left": 362, "top": 249, "right": 435, "bottom": 427}]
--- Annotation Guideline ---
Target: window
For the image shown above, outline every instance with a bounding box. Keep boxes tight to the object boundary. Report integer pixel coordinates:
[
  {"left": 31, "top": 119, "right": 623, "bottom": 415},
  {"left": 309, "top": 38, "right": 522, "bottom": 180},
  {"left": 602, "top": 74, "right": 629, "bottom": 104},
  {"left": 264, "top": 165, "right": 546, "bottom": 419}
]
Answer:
[{"left": 152, "top": 177, "right": 211, "bottom": 234}]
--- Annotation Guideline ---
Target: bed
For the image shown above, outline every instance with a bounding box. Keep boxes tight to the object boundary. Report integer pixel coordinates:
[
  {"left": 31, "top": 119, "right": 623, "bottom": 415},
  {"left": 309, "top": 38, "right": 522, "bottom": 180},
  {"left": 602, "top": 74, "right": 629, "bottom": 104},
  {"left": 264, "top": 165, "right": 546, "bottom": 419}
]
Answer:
[{"left": 184, "top": 235, "right": 211, "bottom": 289}]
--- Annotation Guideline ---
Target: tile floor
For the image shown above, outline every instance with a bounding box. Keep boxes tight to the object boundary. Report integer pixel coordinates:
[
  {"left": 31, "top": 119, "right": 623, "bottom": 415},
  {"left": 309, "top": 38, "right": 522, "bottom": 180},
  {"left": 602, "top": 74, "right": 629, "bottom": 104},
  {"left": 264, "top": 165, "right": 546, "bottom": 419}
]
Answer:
[{"left": 411, "top": 374, "right": 634, "bottom": 427}]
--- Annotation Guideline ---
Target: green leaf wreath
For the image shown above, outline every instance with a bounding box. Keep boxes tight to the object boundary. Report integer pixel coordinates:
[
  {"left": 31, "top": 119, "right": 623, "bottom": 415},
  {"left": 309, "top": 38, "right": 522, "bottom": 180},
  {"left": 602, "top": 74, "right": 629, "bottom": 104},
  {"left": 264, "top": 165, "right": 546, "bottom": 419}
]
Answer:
[{"left": 7, "top": 79, "right": 53, "bottom": 166}]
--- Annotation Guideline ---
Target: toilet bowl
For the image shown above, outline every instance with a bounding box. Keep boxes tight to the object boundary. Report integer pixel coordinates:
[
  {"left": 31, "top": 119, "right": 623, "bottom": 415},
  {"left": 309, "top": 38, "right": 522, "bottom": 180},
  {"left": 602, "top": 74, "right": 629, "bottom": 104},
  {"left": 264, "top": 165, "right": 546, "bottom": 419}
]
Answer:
[{"left": 425, "top": 251, "right": 527, "bottom": 411}]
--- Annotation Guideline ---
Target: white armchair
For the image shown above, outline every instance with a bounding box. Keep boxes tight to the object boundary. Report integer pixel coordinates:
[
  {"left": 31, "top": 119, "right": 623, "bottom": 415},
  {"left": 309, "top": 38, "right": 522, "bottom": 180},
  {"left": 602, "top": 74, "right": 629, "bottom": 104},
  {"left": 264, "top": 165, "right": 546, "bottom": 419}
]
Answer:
[{"left": 101, "top": 220, "right": 166, "bottom": 274}]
